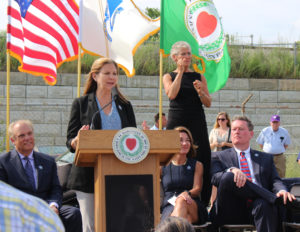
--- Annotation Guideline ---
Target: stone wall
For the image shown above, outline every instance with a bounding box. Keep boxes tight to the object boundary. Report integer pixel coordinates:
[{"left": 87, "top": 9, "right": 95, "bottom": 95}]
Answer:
[{"left": 0, "top": 72, "right": 299, "bottom": 153}]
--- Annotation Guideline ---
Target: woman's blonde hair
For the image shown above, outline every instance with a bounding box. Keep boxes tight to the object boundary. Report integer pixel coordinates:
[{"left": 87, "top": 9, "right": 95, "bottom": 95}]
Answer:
[
  {"left": 83, "top": 58, "right": 128, "bottom": 103},
  {"left": 213, "top": 112, "right": 231, "bottom": 129},
  {"left": 174, "top": 126, "right": 197, "bottom": 158},
  {"left": 170, "top": 41, "right": 191, "bottom": 61}
]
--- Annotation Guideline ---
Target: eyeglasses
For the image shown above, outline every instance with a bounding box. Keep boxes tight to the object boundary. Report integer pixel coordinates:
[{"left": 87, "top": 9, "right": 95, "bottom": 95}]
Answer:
[{"left": 217, "top": 118, "right": 226, "bottom": 121}]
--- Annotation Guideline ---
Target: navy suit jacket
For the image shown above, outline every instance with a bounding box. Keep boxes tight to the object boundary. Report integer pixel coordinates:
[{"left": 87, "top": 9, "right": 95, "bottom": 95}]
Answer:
[
  {"left": 0, "top": 149, "right": 62, "bottom": 207},
  {"left": 211, "top": 148, "right": 287, "bottom": 194}
]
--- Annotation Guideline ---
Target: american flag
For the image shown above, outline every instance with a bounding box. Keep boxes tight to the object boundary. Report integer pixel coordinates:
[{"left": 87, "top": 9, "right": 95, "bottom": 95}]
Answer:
[{"left": 7, "top": 0, "right": 79, "bottom": 85}]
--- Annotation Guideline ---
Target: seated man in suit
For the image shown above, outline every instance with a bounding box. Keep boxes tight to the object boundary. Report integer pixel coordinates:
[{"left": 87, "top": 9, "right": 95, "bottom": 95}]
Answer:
[
  {"left": 210, "top": 115, "right": 295, "bottom": 232},
  {"left": 0, "top": 120, "right": 82, "bottom": 232}
]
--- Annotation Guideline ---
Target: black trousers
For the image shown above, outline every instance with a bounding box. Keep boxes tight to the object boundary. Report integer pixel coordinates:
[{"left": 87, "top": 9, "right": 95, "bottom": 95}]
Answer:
[
  {"left": 60, "top": 205, "right": 82, "bottom": 232},
  {"left": 210, "top": 172, "right": 282, "bottom": 232}
]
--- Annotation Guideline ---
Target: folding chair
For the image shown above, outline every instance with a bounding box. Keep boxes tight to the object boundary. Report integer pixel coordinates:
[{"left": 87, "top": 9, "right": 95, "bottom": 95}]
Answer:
[
  {"left": 193, "top": 222, "right": 211, "bottom": 232},
  {"left": 220, "top": 224, "right": 255, "bottom": 232},
  {"left": 283, "top": 182, "right": 300, "bottom": 232}
]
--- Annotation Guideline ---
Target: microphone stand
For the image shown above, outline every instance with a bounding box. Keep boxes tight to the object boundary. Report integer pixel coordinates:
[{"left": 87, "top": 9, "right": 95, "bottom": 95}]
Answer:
[{"left": 90, "top": 89, "right": 118, "bottom": 129}]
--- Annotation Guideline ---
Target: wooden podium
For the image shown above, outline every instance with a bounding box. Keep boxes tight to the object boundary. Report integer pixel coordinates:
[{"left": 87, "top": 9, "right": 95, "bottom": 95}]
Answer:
[{"left": 75, "top": 130, "right": 180, "bottom": 232}]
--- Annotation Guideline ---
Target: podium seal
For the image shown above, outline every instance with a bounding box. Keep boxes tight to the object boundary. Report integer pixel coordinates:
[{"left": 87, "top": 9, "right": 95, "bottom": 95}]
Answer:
[{"left": 112, "top": 127, "right": 150, "bottom": 164}]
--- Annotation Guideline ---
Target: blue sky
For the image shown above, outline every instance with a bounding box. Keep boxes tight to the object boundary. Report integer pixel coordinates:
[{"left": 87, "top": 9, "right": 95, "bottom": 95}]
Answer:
[{"left": 1, "top": 0, "right": 300, "bottom": 43}]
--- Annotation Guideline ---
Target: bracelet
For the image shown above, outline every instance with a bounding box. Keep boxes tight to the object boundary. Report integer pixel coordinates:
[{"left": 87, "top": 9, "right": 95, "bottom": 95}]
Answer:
[
  {"left": 199, "top": 94, "right": 205, "bottom": 98},
  {"left": 186, "top": 190, "right": 192, "bottom": 196}
]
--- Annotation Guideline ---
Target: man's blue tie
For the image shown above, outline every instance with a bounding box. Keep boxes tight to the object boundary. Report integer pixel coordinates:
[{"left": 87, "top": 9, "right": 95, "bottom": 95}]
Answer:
[{"left": 23, "top": 157, "right": 36, "bottom": 189}]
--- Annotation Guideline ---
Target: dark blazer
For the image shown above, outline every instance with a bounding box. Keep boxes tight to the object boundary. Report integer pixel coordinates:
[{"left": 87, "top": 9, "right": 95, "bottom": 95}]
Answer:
[
  {"left": 0, "top": 149, "right": 62, "bottom": 207},
  {"left": 66, "top": 92, "right": 136, "bottom": 193},
  {"left": 211, "top": 148, "right": 287, "bottom": 194}
]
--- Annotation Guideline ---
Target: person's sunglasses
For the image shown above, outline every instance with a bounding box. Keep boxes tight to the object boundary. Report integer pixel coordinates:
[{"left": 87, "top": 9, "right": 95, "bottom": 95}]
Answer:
[{"left": 217, "top": 118, "right": 226, "bottom": 121}]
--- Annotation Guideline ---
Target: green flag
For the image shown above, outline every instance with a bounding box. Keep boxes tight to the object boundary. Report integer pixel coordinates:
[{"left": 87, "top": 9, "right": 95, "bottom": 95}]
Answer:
[{"left": 160, "top": 0, "right": 231, "bottom": 93}]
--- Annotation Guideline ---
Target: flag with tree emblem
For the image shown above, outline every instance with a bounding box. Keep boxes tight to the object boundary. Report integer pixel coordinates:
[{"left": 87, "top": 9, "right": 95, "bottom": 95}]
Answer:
[{"left": 160, "top": 0, "right": 231, "bottom": 93}]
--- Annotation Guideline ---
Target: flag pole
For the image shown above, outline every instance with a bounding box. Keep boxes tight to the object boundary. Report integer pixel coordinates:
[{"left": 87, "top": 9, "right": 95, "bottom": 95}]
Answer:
[
  {"left": 77, "top": 45, "right": 81, "bottom": 97},
  {"left": 6, "top": 53, "right": 11, "bottom": 152},
  {"left": 159, "top": 52, "right": 163, "bottom": 130}
]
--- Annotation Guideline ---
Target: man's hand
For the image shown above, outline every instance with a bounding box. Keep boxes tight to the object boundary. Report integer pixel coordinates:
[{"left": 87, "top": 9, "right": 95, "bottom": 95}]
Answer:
[
  {"left": 231, "top": 168, "right": 248, "bottom": 188},
  {"left": 276, "top": 190, "right": 296, "bottom": 204},
  {"left": 50, "top": 205, "right": 59, "bottom": 215},
  {"left": 142, "top": 121, "right": 150, "bottom": 130}
]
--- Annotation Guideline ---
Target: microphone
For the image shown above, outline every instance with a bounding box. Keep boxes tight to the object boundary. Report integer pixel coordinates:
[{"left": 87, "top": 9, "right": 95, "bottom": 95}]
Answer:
[{"left": 90, "top": 87, "right": 118, "bottom": 129}]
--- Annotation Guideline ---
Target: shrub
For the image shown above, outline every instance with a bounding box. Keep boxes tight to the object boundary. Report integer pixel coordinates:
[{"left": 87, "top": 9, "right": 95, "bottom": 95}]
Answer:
[{"left": 1, "top": 34, "right": 299, "bottom": 78}]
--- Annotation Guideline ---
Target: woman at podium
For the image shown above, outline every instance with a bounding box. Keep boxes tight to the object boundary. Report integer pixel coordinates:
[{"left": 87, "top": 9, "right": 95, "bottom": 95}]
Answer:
[
  {"left": 161, "top": 126, "right": 208, "bottom": 224},
  {"left": 66, "top": 58, "right": 136, "bottom": 232}
]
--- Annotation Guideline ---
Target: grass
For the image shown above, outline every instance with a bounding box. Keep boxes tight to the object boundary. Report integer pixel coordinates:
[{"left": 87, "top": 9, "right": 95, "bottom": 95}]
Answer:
[
  {"left": 286, "top": 154, "right": 300, "bottom": 178},
  {"left": 1, "top": 34, "right": 300, "bottom": 78}
]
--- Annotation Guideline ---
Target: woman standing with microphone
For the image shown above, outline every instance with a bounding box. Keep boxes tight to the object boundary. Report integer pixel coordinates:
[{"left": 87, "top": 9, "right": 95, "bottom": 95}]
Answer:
[
  {"left": 66, "top": 58, "right": 136, "bottom": 232},
  {"left": 163, "top": 41, "right": 212, "bottom": 206}
]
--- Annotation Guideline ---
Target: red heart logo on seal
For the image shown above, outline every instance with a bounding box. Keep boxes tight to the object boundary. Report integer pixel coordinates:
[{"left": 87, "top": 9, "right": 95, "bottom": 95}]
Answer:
[
  {"left": 196, "top": 11, "right": 217, "bottom": 38},
  {"left": 126, "top": 138, "right": 136, "bottom": 151}
]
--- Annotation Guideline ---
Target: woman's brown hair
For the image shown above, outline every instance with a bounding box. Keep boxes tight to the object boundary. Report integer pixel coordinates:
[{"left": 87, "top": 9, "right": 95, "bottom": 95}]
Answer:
[
  {"left": 213, "top": 112, "right": 231, "bottom": 129},
  {"left": 83, "top": 58, "right": 128, "bottom": 103},
  {"left": 174, "top": 126, "right": 197, "bottom": 158}
]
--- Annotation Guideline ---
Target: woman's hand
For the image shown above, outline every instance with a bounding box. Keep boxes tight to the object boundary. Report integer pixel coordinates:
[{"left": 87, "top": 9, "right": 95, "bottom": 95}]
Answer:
[
  {"left": 220, "top": 142, "right": 226, "bottom": 147},
  {"left": 213, "top": 141, "right": 219, "bottom": 148},
  {"left": 176, "top": 57, "right": 186, "bottom": 73},
  {"left": 193, "top": 79, "right": 204, "bottom": 96},
  {"left": 221, "top": 142, "right": 232, "bottom": 148},
  {"left": 193, "top": 75, "right": 212, "bottom": 107},
  {"left": 177, "top": 191, "right": 193, "bottom": 204},
  {"left": 71, "top": 125, "right": 90, "bottom": 150}
]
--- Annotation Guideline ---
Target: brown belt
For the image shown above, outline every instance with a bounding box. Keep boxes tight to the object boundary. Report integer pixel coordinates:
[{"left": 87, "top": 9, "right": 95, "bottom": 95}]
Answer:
[{"left": 273, "top": 153, "right": 283, "bottom": 156}]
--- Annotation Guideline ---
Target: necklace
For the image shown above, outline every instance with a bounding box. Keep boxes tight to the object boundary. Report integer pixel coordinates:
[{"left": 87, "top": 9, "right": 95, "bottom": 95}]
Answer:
[{"left": 171, "top": 158, "right": 187, "bottom": 166}]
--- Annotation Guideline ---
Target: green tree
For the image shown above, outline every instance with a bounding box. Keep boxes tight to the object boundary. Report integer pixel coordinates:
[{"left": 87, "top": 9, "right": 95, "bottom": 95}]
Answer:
[
  {"left": 145, "top": 7, "right": 160, "bottom": 19},
  {"left": 144, "top": 7, "right": 160, "bottom": 41}
]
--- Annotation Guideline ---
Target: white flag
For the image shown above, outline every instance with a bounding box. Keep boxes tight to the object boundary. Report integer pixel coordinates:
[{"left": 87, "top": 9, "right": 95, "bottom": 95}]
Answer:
[{"left": 79, "top": 0, "right": 160, "bottom": 76}]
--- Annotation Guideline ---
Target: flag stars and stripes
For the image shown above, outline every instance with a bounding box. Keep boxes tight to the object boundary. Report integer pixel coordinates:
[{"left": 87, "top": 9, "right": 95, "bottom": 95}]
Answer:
[
  {"left": 15, "top": 0, "right": 32, "bottom": 18},
  {"left": 7, "top": 0, "right": 79, "bottom": 85}
]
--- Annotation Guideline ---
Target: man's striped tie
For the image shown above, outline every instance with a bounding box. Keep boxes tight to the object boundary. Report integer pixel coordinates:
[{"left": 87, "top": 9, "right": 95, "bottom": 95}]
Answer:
[{"left": 239, "top": 152, "right": 252, "bottom": 181}]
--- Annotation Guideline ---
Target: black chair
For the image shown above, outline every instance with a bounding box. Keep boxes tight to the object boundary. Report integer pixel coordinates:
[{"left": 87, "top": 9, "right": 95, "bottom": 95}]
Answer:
[
  {"left": 193, "top": 222, "right": 211, "bottom": 232},
  {"left": 282, "top": 178, "right": 300, "bottom": 232},
  {"left": 219, "top": 224, "right": 255, "bottom": 232}
]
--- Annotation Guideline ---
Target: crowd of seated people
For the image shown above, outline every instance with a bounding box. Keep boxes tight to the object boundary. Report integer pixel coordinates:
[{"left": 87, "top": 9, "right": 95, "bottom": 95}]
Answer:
[{"left": 157, "top": 116, "right": 299, "bottom": 232}]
